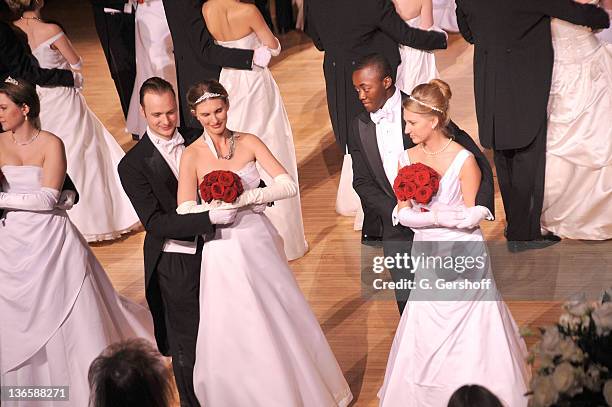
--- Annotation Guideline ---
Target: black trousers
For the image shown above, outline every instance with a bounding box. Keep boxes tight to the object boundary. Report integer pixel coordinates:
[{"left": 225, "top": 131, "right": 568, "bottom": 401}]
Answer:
[
  {"left": 275, "top": 0, "right": 294, "bottom": 33},
  {"left": 493, "top": 123, "right": 547, "bottom": 241},
  {"left": 156, "top": 246, "right": 203, "bottom": 407},
  {"left": 254, "top": 0, "right": 274, "bottom": 31},
  {"left": 91, "top": 4, "right": 136, "bottom": 119}
]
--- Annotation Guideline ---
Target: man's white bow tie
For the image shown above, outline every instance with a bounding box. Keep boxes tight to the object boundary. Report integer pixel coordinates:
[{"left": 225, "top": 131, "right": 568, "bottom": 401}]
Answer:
[
  {"left": 160, "top": 135, "right": 184, "bottom": 155},
  {"left": 370, "top": 109, "right": 394, "bottom": 125}
]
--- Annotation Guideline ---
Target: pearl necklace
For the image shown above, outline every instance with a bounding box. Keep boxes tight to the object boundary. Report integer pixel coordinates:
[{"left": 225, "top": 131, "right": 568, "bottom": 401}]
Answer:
[
  {"left": 420, "top": 138, "right": 453, "bottom": 156},
  {"left": 20, "top": 16, "right": 42, "bottom": 21},
  {"left": 12, "top": 128, "right": 41, "bottom": 146}
]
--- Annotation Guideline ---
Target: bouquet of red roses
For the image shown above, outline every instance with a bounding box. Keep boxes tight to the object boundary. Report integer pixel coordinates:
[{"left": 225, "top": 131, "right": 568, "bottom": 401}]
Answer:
[
  {"left": 393, "top": 162, "right": 441, "bottom": 204},
  {"left": 200, "top": 170, "right": 244, "bottom": 204}
]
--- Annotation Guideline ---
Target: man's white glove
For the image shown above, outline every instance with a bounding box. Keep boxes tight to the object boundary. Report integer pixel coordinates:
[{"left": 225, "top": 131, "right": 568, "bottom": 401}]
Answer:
[
  {"left": 392, "top": 205, "right": 465, "bottom": 229},
  {"left": 234, "top": 174, "right": 297, "bottom": 206},
  {"left": 208, "top": 208, "right": 238, "bottom": 225},
  {"left": 253, "top": 46, "right": 272, "bottom": 68},
  {"left": 0, "top": 187, "right": 59, "bottom": 211},
  {"left": 250, "top": 203, "right": 267, "bottom": 213},
  {"left": 56, "top": 190, "right": 77, "bottom": 210},
  {"left": 72, "top": 71, "right": 84, "bottom": 90},
  {"left": 455, "top": 205, "right": 493, "bottom": 229}
]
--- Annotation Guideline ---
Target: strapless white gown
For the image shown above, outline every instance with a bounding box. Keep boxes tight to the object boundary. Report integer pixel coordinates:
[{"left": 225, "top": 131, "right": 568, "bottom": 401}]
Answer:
[
  {"left": 541, "top": 17, "right": 612, "bottom": 240},
  {"left": 32, "top": 32, "right": 140, "bottom": 241},
  {"left": 0, "top": 166, "right": 154, "bottom": 407},
  {"left": 216, "top": 32, "right": 308, "bottom": 260},
  {"left": 432, "top": 0, "right": 459, "bottom": 32},
  {"left": 378, "top": 150, "right": 530, "bottom": 407},
  {"left": 192, "top": 161, "right": 352, "bottom": 406},
  {"left": 126, "top": 0, "right": 178, "bottom": 137},
  {"left": 396, "top": 17, "right": 439, "bottom": 99}
]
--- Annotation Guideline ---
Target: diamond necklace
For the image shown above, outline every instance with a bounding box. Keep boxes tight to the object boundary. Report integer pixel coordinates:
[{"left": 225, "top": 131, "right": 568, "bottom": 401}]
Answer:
[{"left": 12, "top": 128, "right": 41, "bottom": 146}]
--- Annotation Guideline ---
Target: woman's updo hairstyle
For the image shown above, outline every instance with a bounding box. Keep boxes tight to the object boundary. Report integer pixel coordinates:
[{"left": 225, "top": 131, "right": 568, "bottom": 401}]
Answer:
[
  {"left": 0, "top": 78, "right": 41, "bottom": 127},
  {"left": 403, "top": 79, "right": 452, "bottom": 135},
  {"left": 186, "top": 80, "right": 229, "bottom": 114},
  {"left": 5, "top": 0, "right": 39, "bottom": 15}
]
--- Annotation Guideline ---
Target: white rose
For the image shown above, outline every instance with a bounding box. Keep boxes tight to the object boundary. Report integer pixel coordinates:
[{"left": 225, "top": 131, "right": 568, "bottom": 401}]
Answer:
[
  {"left": 552, "top": 362, "right": 576, "bottom": 393},
  {"left": 603, "top": 380, "right": 612, "bottom": 406},
  {"left": 564, "top": 294, "right": 591, "bottom": 317},
  {"left": 531, "top": 375, "right": 559, "bottom": 407},
  {"left": 559, "top": 338, "right": 584, "bottom": 363},
  {"left": 540, "top": 326, "right": 562, "bottom": 356},
  {"left": 559, "top": 313, "right": 573, "bottom": 329},
  {"left": 592, "top": 302, "right": 612, "bottom": 335}
]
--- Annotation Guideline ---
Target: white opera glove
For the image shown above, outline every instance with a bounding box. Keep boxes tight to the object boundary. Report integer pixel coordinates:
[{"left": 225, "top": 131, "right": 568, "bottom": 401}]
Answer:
[
  {"left": 0, "top": 187, "right": 60, "bottom": 211},
  {"left": 176, "top": 200, "right": 238, "bottom": 225},
  {"left": 234, "top": 174, "right": 297, "bottom": 206},
  {"left": 455, "top": 205, "right": 493, "bottom": 229},
  {"left": 253, "top": 46, "right": 272, "bottom": 68},
  {"left": 269, "top": 38, "right": 282, "bottom": 56},
  {"left": 392, "top": 205, "right": 465, "bottom": 229},
  {"left": 56, "top": 190, "right": 77, "bottom": 210}
]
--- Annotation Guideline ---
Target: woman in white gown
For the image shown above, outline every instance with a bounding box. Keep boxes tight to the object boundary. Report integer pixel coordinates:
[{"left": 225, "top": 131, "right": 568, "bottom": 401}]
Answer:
[
  {"left": 126, "top": 0, "right": 178, "bottom": 138},
  {"left": 12, "top": 3, "right": 140, "bottom": 242},
  {"left": 541, "top": 0, "right": 612, "bottom": 240},
  {"left": 200, "top": 0, "right": 307, "bottom": 260},
  {"left": 175, "top": 82, "right": 352, "bottom": 406},
  {"left": 378, "top": 81, "right": 529, "bottom": 406},
  {"left": 0, "top": 79, "right": 154, "bottom": 407}
]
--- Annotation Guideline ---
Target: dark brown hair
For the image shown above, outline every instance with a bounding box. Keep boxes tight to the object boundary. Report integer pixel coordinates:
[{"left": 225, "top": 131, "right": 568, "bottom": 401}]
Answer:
[
  {"left": 139, "top": 76, "right": 176, "bottom": 107},
  {"left": 88, "top": 339, "right": 173, "bottom": 407},
  {"left": 186, "top": 79, "right": 229, "bottom": 113},
  {"left": 447, "top": 385, "right": 504, "bottom": 407},
  {"left": 5, "top": 0, "right": 38, "bottom": 15},
  {"left": 0, "top": 78, "right": 41, "bottom": 126},
  {"left": 403, "top": 78, "right": 452, "bottom": 135}
]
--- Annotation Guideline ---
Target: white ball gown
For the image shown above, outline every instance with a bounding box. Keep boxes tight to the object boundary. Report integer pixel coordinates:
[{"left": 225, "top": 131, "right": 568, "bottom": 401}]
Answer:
[
  {"left": 432, "top": 0, "right": 459, "bottom": 33},
  {"left": 378, "top": 150, "right": 530, "bottom": 407},
  {"left": 216, "top": 32, "right": 308, "bottom": 260},
  {"left": 0, "top": 165, "right": 154, "bottom": 407},
  {"left": 126, "top": 0, "right": 178, "bottom": 137},
  {"left": 541, "top": 16, "right": 612, "bottom": 240},
  {"left": 32, "top": 32, "right": 140, "bottom": 242},
  {"left": 191, "top": 160, "right": 352, "bottom": 406}
]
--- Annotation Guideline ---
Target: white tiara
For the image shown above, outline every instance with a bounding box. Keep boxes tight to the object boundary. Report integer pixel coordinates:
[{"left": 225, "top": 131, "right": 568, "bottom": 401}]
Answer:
[
  {"left": 195, "top": 92, "right": 223, "bottom": 105},
  {"left": 4, "top": 77, "right": 18, "bottom": 86},
  {"left": 408, "top": 95, "right": 443, "bottom": 113}
]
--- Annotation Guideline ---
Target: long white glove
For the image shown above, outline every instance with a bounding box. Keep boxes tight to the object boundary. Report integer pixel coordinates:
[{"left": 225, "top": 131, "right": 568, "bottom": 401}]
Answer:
[
  {"left": 176, "top": 201, "right": 238, "bottom": 225},
  {"left": 56, "top": 190, "right": 77, "bottom": 210},
  {"left": 0, "top": 187, "right": 59, "bottom": 211},
  {"left": 234, "top": 174, "right": 297, "bottom": 206},
  {"left": 392, "top": 205, "right": 465, "bottom": 229},
  {"left": 455, "top": 205, "right": 493, "bottom": 229},
  {"left": 269, "top": 38, "right": 282, "bottom": 56}
]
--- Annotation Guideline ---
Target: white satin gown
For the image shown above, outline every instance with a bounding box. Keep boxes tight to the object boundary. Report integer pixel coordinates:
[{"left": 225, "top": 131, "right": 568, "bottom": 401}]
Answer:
[
  {"left": 0, "top": 166, "right": 154, "bottom": 407},
  {"left": 378, "top": 150, "right": 530, "bottom": 407},
  {"left": 192, "top": 160, "right": 352, "bottom": 407},
  {"left": 32, "top": 32, "right": 140, "bottom": 241},
  {"left": 216, "top": 32, "right": 308, "bottom": 260},
  {"left": 541, "top": 17, "right": 612, "bottom": 240},
  {"left": 126, "top": 0, "right": 178, "bottom": 137}
]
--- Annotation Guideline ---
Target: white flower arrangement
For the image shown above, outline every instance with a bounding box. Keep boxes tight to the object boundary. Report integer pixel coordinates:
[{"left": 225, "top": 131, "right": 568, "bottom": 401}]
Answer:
[{"left": 525, "top": 289, "right": 612, "bottom": 407}]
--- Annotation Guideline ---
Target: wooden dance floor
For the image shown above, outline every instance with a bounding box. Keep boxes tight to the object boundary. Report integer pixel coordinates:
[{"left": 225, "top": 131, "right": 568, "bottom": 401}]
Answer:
[{"left": 45, "top": 1, "right": 569, "bottom": 404}]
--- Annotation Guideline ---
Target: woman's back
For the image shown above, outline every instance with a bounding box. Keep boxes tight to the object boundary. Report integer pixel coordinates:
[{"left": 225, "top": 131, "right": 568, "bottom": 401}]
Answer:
[{"left": 202, "top": 0, "right": 256, "bottom": 42}]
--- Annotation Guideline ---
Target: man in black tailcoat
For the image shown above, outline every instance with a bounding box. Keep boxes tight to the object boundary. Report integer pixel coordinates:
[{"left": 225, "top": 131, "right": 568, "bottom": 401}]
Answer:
[
  {"left": 304, "top": 0, "right": 447, "bottom": 244},
  {"left": 456, "top": 0, "right": 609, "bottom": 248}
]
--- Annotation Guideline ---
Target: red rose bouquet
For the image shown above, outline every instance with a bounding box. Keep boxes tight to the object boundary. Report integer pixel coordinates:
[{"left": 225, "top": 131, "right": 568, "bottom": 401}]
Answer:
[
  {"left": 393, "top": 163, "right": 441, "bottom": 205},
  {"left": 200, "top": 170, "right": 244, "bottom": 204}
]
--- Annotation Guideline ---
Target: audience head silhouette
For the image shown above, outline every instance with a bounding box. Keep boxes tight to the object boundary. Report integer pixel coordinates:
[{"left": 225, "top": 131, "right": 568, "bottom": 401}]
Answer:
[
  {"left": 447, "top": 384, "right": 504, "bottom": 407},
  {"left": 352, "top": 53, "right": 395, "bottom": 113},
  {"left": 88, "top": 339, "right": 173, "bottom": 407}
]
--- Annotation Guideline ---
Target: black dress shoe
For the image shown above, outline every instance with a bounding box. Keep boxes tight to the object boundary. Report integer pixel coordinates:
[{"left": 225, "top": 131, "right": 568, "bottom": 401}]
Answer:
[
  {"left": 507, "top": 233, "right": 561, "bottom": 253},
  {"left": 361, "top": 234, "right": 383, "bottom": 248}
]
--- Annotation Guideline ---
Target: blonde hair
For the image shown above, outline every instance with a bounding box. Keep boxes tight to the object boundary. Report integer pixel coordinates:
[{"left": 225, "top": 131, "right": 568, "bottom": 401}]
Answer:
[
  {"left": 403, "top": 79, "right": 452, "bottom": 135},
  {"left": 5, "top": 0, "right": 38, "bottom": 15}
]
